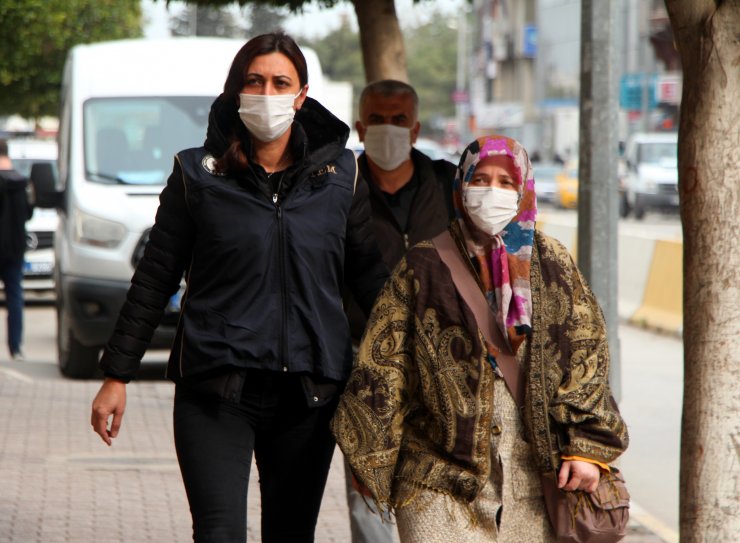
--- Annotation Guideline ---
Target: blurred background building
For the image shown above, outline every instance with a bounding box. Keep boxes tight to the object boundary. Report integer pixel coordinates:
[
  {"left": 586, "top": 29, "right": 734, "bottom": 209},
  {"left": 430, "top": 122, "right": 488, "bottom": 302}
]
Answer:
[
  {"left": 1, "top": 0, "right": 682, "bottom": 158},
  {"left": 461, "top": 0, "right": 681, "bottom": 161}
]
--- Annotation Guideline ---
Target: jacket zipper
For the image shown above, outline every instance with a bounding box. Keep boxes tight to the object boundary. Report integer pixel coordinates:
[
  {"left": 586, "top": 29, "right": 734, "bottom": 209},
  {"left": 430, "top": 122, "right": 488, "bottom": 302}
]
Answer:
[
  {"left": 174, "top": 157, "right": 192, "bottom": 379},
  {"left": 274, "top": 191, "right": 289, "bottom": 370},
  {"left": 177, "top": 258, "right": 194, "bottom": 378}
]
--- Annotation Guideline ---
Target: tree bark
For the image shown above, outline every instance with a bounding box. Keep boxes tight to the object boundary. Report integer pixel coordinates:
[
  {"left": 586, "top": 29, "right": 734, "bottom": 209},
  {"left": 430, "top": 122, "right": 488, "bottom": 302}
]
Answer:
[
  {"left": 352, "top": 0, "right": 409, "bottom": 82},
  {"left": 664, "top": 0, "right": 740, "bottom": 540}
]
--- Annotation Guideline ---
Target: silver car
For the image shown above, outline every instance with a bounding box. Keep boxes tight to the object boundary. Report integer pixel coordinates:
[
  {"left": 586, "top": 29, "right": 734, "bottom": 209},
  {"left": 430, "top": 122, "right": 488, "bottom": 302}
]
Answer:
[
  {"left": 7, "top": 138, "right": 58, "bottom": 298},
  {"left": 532, "top": 162, "right": 560, "bottom": 206}
]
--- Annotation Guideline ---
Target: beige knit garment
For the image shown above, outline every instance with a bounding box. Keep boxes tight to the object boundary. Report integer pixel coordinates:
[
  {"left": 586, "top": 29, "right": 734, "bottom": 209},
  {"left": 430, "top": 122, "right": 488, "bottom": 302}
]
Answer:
[{"left": 396, "top": 377, "right": 557, "bottom": 542}]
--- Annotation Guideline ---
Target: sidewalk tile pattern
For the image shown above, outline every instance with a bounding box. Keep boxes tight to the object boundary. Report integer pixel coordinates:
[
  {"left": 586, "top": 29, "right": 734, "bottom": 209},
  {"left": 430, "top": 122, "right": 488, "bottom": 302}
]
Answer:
[{"left": 0, "top": 374, "right": 666, "bottom": 542}]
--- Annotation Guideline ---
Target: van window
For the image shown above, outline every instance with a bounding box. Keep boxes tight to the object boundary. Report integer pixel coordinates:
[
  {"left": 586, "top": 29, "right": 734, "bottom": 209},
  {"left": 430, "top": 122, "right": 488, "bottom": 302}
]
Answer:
[
  {"left": 636, "top": 142, "right": 677, "bottom": 167},
  {"left": 83, "top": 97, "right": 212, "bottom": 185}
]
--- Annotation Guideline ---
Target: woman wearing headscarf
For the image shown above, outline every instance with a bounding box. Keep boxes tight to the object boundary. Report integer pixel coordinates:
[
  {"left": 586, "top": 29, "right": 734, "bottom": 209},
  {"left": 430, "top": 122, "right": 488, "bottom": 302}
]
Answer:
[{"left": 331, "top": 135, "right": 628, "bottom": 542}]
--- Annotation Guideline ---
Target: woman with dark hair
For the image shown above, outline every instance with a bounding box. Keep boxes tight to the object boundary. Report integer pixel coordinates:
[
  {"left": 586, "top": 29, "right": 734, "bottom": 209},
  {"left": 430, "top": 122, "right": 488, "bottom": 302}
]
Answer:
[{"left": 90, "top": 32, "right": 388, "bottom": 542}]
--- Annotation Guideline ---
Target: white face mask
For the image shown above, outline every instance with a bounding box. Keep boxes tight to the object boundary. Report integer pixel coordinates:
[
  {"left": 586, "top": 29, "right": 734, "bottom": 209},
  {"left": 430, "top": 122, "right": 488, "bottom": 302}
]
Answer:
[
  {"left": 362, "top": 124, "right": 412, "bottom": 171},
  {"left": 463, "top": 186, "right": 520, "bottom": 236},
  {"left": 238, "top": 90, "right": 302, "bottom": 143}
]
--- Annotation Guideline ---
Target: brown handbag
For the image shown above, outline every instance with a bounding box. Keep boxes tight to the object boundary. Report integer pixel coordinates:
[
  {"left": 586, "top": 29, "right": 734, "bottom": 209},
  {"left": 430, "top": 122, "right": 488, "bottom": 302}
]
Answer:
[
  {"left": 541, "top": 469, "right": 630, "bottom": 543},
  {"left": 432, "top": 230, "right": 630, "bottom": 543}
]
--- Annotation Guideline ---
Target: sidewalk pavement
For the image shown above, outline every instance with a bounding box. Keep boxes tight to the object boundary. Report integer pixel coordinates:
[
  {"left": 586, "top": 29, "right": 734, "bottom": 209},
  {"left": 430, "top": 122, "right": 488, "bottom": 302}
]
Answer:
[{"left": 0, "top": 370, "right": 668, "bottom": 542}]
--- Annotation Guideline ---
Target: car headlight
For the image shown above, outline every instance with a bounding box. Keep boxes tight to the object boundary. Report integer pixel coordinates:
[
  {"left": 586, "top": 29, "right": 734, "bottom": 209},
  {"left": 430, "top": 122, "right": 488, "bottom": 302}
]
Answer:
[{"left": 73, "top": 210, "right": 126, "bottom": 248}]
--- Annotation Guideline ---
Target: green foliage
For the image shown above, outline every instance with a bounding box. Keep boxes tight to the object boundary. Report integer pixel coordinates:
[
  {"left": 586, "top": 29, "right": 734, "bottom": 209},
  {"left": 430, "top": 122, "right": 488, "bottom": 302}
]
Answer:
[
  {"left": 160, "top": 0, "right": 342, "bottom": 13},
  {"left": 170, "top": 5, "right": 247, "bottom": 37},
  {"left": 302, "top": 19, "right": 365, "bottom": 120},
  {"left": 162, "top": 0, "right": 447, "bottom": 10},
  {"left": 242, "top": 4, "right": 288, "bottom": 37},
  {"left": 0, "top": 0, "right": 142, "bottom": 118},
  {"left": 406, "top": 12, "right": 457, "bottom": 127}
]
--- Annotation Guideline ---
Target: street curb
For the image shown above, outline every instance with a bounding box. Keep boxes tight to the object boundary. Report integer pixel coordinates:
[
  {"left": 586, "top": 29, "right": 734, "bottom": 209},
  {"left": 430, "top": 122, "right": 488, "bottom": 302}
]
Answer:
[
  {"left": 536, "top": 216, "right": 683, "bottom": 336},
  {"left": 630, "top": 239, "right": 682, "bottom": 335},
  {"left": 630, "top": 501, "right": 679, "bottom": 543}
]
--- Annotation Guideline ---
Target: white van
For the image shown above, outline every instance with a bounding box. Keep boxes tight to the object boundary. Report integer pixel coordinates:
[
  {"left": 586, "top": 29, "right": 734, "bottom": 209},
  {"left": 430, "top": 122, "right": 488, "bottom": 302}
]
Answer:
[
  {"left": 32, "top": 37, "right": 341, "bottom": 378},
  {"left": 620, "top": 131, "right": 679, "bottom": 220}
]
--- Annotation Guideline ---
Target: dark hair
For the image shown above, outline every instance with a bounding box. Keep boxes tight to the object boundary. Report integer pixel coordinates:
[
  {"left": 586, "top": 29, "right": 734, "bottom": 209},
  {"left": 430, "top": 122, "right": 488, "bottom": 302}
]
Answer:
[
  {"left": 216, "top": 32, "right": 308, "bottom": 174},
  {"left": 0, "top": 138, "right": 8, "bottom": 157},
  {"left": 224, "top": 32, "right": 308, "bottom": 97},
  {"left": 359, "top": 80, "right": 419, "bottom": 120}
]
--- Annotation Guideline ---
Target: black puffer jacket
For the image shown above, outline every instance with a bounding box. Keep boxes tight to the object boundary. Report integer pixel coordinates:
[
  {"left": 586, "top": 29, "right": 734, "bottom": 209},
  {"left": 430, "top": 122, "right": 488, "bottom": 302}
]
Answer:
[
  {"left": 100, "top": 96, "right": 388, "bottom": 388},
  {"left": 0, "top": 169, "right": 33, "bottom": 261},
  {"left": 345, "top": 150, "right": 456, "bottom": 341}
]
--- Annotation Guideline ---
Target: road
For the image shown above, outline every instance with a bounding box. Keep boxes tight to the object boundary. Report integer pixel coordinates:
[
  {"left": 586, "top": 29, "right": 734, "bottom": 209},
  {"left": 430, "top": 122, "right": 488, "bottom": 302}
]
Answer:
[
  {"left": 618, "top": 325, "right": 682, "bottom": 543},
  {"left": 538, "top": 204, "right": 682, "bottom": 240},
  {"left": 0, "top": 305, "right": 679, "bottom": 542}
]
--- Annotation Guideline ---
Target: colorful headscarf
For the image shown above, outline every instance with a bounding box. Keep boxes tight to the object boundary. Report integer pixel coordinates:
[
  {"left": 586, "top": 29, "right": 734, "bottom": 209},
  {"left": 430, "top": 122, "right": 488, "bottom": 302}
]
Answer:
[{"left": 453, "top": 135, "right": 537, "bottom": 353}]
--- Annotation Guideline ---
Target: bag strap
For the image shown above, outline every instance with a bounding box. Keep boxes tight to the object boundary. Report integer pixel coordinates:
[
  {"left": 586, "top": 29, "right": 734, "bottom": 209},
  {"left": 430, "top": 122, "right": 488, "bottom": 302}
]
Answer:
[{"left": 431, "top": 230, "right": 526, "bottom": 408}]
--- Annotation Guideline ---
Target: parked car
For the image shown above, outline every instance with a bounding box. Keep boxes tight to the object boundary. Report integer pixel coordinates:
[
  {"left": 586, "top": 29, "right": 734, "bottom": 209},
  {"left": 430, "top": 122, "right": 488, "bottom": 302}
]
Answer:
[
  {"left": 620, "top": 132, "right": 678, "bottom": 219},
  {"left": 6, "top": 138, "right": 58, "bottom": 298},
  {"left": 414, "top": 137, "right": 460, "bottom": 163},
  {"left": 532, "top": 162, "right": 561, "bottom": 206},
  {"left": 555, "top": 161, "right": 579, "bottom": 209}
]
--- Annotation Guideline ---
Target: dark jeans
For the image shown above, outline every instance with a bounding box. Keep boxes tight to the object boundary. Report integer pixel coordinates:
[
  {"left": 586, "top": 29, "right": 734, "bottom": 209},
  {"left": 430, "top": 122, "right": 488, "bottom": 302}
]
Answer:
[
  {"left": 0, "top": 258, "right": 24, "bottom": 355},
  {"left": 173, "top": 369, "right": 338, "bottom": 543}
]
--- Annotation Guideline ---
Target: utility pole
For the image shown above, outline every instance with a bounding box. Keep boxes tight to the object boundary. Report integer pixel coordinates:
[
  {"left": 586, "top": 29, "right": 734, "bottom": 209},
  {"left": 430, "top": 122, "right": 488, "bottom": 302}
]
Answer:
[
  {"left": 190, "top": 5, "right": 198, "bottom": 36},
  {"left": 578, "top": 0, "right": 621, "bottom": 399},
  {"left": 639, "top": 0, "right": 653, "bottom": 131},
  {"left": 455, "top": 5, "right": 471, "bottom": 147}
]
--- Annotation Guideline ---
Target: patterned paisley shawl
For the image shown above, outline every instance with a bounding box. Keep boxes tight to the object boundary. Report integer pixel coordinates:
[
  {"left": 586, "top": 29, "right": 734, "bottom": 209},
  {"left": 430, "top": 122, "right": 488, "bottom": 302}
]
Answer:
[{"left": 453, "top": 135, "right": 537, "bottom": 353}]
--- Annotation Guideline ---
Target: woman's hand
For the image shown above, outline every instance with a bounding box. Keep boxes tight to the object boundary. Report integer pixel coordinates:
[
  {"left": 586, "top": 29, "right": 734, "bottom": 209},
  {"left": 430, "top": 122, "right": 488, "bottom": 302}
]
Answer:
[
  {"left": 558, "top": 460, "right": 601, "bottom": 493},
  {"left": 91, "top": 378, "right": 127, "bottom": 446}
]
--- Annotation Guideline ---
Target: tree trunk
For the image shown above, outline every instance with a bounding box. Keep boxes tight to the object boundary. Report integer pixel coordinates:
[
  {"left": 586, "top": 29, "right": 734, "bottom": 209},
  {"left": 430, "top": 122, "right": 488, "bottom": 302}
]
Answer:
[
  {"left": 352, "top": 0, "right": 408, "bottom": 82},
  {"left": 664, "top": 0, "right": 740, "bottom": 540}
]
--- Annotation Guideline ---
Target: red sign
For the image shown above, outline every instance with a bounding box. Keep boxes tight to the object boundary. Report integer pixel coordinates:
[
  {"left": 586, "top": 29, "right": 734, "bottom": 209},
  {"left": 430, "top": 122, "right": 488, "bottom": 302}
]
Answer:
[
  {"left": 656, "top": 74, "right": 682, "bottom": 105},
  {"left": 451, "top": 90, "right": 469, "bottom": 104}
]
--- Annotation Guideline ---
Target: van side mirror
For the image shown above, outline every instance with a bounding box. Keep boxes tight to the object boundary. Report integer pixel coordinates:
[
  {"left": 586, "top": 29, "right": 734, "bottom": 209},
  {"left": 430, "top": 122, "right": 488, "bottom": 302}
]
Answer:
[{"left": 30, "top": 162, "right": 64, "bottom": 209}]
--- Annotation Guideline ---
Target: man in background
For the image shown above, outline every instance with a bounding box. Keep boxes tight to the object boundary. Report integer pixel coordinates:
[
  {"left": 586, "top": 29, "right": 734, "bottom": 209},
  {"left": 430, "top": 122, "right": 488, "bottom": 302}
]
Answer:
[
  {"left": 0, "top": 139, "right": 34, "bottom": 361},
  {"left": 341, "top": 79, "right": 456, "bottom": 543}
]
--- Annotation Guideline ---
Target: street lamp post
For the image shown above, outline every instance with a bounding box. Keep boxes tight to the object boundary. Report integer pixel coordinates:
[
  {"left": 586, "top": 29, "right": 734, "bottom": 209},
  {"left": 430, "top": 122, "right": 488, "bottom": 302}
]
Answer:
[{"left": 578, "top": 0, "right": 622, "bottom": 399}]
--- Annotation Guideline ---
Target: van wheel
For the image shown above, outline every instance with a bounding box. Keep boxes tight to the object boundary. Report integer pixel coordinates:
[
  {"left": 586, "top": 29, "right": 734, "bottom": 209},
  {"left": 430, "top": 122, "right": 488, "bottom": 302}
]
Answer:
[
  {"left": 619, "top": 194, "right": 630, "bottom": 218},
  {"left": 57, "top": 306, "right": 101, "bottom": 379},
  {"left": 634, "top": 197, "right": 646, "bottom": 220}
]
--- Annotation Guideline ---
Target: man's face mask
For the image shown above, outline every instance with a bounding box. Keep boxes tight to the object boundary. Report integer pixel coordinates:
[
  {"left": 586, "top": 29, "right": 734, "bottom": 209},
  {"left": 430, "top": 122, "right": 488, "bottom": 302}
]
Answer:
[{"left": 362, "top": 124, "right": 412, "bottom": 171}]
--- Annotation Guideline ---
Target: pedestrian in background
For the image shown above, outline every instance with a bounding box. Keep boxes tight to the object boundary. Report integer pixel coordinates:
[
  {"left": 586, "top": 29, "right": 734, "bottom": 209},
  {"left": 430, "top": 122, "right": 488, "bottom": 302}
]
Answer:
[
  {"left": 332, "top": 135, "right": 628, "bottom": 542},
  {"left": 0, "top": 138, "right": 33, "bottom": 362},
  {"left": 342, "top": 79, "right": 456, "bottom": 543},
  {"left": 91, "top": 32, "right": 388, "bottom": 543}
]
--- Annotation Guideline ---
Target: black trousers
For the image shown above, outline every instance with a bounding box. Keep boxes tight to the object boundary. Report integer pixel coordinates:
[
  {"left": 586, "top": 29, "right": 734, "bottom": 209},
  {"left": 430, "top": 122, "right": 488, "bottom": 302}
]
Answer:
[{"left": 173, "top": 370, "right": 338, "bottom": 543}]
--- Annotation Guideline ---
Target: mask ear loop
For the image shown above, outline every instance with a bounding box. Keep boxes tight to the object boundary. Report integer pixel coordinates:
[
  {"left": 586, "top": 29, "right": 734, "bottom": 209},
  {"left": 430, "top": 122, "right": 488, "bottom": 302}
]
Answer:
[{"left": 293, "top": 86, "right": 308, "bottom": 110}]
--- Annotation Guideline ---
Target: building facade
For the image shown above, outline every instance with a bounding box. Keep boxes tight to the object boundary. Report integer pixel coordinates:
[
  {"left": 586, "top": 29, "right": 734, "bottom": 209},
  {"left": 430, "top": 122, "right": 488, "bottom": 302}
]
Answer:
[{"left": 463, "top": 0, "right": 680, "bottom": 161}]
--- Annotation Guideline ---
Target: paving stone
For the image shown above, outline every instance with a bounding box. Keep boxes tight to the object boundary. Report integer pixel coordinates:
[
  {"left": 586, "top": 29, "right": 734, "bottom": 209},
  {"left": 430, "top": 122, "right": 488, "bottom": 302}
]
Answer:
[{"left": 0, "top": 371, "right": 667, "bottom": 542}]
